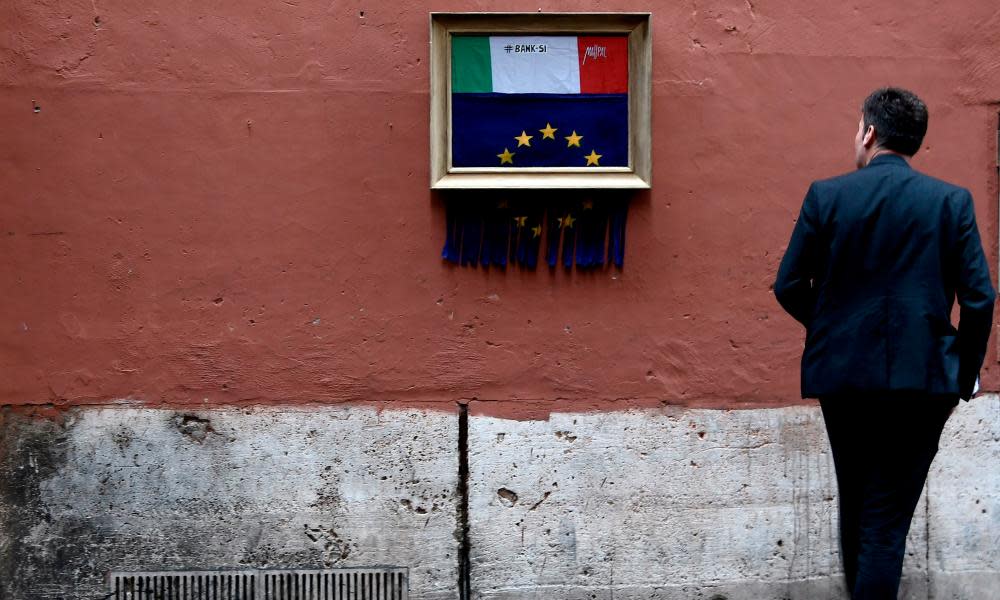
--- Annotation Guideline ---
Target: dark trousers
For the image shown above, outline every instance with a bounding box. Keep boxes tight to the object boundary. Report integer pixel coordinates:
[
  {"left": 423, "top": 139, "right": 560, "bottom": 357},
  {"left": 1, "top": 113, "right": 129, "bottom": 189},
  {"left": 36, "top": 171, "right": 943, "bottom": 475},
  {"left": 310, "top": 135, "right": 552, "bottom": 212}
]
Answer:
[{"left": 819, "top": 395, "right": 956, "bottom": 600}]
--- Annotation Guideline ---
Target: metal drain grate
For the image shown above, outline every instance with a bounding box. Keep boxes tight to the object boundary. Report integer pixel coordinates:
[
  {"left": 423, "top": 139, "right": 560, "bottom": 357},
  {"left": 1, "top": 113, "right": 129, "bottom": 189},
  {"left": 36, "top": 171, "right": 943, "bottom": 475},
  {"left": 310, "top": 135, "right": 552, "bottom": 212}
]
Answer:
[{"left": 109, "top": 568, "right": 408, "bottom": 600}]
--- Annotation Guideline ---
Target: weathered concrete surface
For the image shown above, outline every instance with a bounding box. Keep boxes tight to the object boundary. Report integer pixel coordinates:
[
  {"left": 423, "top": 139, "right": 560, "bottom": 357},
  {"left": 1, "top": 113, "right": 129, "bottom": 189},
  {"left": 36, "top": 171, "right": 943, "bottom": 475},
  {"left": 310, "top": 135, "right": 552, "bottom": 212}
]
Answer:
[
  {"left": 927, "top": 397, "right": 1000, "bottom": 599},
  {"left": 468, "top": 396, "right": 1000, "bottom": 599},
  {"left": 1, "top": 399, "right": 996, "bottom": 599},
  {"left": 0, "top": 406, "right": 458, "bottom": 600}
]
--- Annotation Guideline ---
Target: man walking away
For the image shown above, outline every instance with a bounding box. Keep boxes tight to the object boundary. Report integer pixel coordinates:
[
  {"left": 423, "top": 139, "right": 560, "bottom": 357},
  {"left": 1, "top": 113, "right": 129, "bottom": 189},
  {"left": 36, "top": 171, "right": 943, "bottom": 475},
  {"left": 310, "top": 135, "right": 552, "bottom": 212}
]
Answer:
[{"left": 774, "top": 87, "right": 995, "bottom": 599}]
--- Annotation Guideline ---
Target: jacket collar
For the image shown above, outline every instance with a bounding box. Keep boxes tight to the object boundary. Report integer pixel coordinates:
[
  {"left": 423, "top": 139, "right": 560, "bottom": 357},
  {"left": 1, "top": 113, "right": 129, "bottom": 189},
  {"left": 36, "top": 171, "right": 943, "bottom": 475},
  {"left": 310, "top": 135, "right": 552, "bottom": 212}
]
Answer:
[{"left": 866, "top": 153, "right": 911, "bottom": 169}]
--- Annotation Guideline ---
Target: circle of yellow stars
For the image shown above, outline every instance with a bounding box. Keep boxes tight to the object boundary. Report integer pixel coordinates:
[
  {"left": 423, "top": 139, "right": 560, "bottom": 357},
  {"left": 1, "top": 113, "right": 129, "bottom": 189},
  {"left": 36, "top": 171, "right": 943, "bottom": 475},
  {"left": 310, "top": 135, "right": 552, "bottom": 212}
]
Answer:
[{"left": 496, "top": 122, "right": 603, "bottom": 167}]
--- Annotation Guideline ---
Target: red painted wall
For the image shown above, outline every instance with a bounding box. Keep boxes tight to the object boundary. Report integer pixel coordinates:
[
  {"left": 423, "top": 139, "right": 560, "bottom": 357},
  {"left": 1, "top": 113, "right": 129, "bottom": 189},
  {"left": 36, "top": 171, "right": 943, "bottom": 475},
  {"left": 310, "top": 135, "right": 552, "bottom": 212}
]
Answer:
[{"left": 3, "top": 1, "right": 999, "bottom": 413}]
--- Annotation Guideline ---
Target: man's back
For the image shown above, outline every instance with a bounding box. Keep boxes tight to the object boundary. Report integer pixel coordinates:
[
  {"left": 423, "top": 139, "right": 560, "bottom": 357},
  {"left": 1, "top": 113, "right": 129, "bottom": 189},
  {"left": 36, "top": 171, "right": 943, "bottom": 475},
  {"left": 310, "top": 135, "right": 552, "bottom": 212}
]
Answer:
[
  {"left": 775, "top": 87, "right": 995, "bottom": 599},
  {"left": 775, "top": 154, "right": 994, "bottom": 399}
]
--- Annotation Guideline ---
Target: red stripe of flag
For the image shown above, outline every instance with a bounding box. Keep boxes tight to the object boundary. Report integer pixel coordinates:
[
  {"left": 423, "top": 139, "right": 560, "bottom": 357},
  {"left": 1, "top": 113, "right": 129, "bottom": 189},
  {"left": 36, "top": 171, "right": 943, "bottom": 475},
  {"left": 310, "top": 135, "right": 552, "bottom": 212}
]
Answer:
[{"left": 577, "top": 36, "right": 628, "bottom": 94}]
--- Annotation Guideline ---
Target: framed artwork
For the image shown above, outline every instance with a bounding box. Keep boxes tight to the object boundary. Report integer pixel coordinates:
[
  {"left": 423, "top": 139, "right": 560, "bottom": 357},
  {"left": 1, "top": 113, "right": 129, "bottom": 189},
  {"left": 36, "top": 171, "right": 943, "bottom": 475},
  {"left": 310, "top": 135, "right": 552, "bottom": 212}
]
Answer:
[{"left": 430, "top": 13, "right": 652, "bottom": 190}]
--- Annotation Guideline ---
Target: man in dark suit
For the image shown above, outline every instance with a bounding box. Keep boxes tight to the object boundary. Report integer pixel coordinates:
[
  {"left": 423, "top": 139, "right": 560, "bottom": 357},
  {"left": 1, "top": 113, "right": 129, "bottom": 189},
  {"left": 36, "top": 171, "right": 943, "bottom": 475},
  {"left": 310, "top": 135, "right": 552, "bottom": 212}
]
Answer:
[{"left": 774, "top": 87, "right": 995, "bottom": 599}]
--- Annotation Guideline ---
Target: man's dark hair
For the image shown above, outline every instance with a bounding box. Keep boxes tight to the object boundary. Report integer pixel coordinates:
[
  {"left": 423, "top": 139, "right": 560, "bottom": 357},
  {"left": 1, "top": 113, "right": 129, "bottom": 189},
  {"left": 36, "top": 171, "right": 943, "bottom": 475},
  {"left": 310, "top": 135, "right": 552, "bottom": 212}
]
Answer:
[{"left": 862, "top": 87, "right": 928, "bottom": 156}]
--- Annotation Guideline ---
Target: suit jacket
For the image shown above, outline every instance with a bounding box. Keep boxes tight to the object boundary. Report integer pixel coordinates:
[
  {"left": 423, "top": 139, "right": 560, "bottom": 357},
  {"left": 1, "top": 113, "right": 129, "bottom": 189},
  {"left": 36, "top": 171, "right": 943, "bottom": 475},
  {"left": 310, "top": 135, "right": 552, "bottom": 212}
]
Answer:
[{"left": 775, "top": 154, "right": 996, "bottom": 400}]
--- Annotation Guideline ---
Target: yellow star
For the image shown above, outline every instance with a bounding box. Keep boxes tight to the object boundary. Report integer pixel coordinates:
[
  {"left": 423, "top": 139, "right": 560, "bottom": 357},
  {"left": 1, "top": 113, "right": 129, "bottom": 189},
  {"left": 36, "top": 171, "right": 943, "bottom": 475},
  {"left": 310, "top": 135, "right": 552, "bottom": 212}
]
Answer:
[
  {"left": 584, "top": 150, "right": 602, "bottom": 166},
  {"left": 582, "top": 200, "right": 594, "bottom": 210},
  {"left": 565, "top": 131, "right": 583, "bottom": 147},
  {"left": 562, "top": 214, "right": 576, "bottom": 228},
  {"left": 514, "top": 131, "right": 533, "bottom": 147},
  {"left": 539, "top": 123, "right": 557, "bottom": 140},
  {"left": 514, "top": 216, "right": 527, "bottom": 227},
  {"left": 531, "top": 225, "right": 542, "bottom": 238},
  {"left": 497, "top": 148, "right": 515, "bottom": 165}
]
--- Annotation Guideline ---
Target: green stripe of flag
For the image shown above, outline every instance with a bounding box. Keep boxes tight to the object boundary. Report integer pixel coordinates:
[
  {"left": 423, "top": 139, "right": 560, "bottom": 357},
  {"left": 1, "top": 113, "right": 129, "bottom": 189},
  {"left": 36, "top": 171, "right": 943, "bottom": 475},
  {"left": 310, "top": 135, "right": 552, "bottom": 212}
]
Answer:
[{"left": 451, "top": 36, "right": 492, "bottom": 93}]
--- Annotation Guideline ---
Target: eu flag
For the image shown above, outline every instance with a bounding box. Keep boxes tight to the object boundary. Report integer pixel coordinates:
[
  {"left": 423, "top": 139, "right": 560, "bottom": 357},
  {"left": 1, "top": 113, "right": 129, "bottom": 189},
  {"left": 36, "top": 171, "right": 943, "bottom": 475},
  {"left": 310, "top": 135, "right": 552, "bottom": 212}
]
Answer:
[{"left": 452, "top": 94, "right": 628, "bottom": 168}]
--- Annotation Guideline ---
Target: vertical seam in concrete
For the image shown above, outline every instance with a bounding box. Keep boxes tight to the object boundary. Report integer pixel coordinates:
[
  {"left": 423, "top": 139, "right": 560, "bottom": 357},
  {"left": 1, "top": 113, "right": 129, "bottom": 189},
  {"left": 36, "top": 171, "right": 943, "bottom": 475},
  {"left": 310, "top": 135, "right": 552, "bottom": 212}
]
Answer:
[{"left": 457, "top": 401, "right": 471, "bottom": 600}]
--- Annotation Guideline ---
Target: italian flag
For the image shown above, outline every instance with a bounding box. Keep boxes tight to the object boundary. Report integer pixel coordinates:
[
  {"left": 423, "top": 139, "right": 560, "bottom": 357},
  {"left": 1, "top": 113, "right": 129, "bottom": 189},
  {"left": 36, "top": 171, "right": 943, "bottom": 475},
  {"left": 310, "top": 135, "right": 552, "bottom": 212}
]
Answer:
[{"left": 451, "top": 35, "right": 629, "bottom": 168}]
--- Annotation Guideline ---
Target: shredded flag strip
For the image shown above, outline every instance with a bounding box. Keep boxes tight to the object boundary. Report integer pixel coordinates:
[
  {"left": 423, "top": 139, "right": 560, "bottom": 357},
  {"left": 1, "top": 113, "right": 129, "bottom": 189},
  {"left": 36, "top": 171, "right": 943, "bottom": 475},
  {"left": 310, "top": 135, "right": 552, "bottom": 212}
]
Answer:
[{"left": 442, "top": 197, "right": 629, "bottom": 269}]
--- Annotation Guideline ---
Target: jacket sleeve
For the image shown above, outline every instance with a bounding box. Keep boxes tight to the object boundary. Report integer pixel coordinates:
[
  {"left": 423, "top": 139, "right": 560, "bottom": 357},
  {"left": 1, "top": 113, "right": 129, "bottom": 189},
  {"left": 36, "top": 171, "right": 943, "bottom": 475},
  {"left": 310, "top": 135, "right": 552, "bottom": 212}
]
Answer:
[
  {"left": 954, "top": 190, "right": 996, "bottom": 400},
  {"left": 774, "top": 183, "right": 820, "bottom": 327}
]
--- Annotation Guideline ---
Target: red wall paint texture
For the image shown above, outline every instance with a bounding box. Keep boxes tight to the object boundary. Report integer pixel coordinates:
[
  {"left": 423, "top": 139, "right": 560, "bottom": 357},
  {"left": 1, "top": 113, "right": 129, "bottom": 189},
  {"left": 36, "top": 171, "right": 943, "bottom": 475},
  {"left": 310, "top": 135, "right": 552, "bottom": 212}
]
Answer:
[{"left": 2, "top": 2, "right": 999, "bottom": 415}]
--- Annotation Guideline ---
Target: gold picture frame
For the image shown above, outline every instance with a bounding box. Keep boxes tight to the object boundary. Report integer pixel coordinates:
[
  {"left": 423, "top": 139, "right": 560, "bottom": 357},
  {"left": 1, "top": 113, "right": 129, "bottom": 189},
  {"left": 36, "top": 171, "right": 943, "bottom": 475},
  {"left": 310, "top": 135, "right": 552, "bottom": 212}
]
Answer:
[{"left": 430, "top": 13, "right": 652, "bottom": 190}]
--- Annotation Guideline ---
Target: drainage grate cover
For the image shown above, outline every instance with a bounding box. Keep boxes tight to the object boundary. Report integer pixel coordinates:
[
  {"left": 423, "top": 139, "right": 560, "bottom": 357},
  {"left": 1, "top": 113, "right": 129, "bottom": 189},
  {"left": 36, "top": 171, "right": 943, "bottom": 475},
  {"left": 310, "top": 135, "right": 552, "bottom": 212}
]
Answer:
[{"left": 108, "top": 568, "right": 408, "bottom": 600}]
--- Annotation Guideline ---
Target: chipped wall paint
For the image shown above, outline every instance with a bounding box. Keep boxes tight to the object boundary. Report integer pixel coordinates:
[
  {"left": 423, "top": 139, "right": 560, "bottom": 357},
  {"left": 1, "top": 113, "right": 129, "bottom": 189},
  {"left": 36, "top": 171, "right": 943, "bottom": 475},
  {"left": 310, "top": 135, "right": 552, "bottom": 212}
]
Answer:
[{"left": 3, "top": 2, "right": 1000, "bottom": 412}]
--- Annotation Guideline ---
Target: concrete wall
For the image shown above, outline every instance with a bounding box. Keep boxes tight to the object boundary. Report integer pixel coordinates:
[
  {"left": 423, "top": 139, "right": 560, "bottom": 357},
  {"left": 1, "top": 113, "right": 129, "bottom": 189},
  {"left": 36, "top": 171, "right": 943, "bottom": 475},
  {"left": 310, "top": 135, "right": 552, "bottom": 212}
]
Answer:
[
  {"left": 3, "top": 1, "right": 1000, "bottom": 598},
  {"left": 467, "top": 398, "right": 1000, "bottom": 599},
  {"left": 1, "top": 398, "right": 997, "bottom": 598},
  {"left": 0, "top": 406, "right": 460, "bottom": 599}
]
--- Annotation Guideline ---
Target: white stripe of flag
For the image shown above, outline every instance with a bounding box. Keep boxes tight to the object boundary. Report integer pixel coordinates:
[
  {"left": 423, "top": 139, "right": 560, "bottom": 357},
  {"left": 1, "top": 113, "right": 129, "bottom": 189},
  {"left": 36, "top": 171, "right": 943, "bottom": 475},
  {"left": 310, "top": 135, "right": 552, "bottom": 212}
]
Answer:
[{"left": 488, "top": 36, "right": 581, "bottom": 94}]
